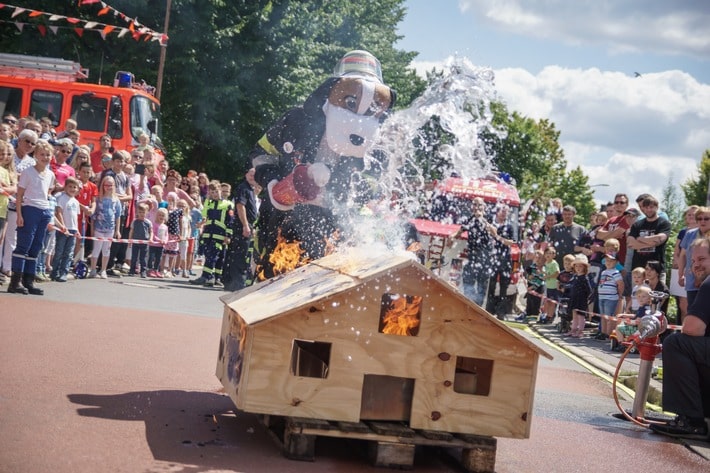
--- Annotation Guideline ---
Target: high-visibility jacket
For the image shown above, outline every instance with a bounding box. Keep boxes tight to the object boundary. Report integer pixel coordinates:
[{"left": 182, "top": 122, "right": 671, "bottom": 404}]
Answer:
[{"left": 201, "top": 198, "right": 234, "bottom": 241}]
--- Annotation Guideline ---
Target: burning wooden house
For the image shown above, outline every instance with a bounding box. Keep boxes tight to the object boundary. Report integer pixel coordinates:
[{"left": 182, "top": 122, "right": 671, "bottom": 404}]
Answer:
[{"left": 216, "top": 249, "right": 552, "bottom": 442}]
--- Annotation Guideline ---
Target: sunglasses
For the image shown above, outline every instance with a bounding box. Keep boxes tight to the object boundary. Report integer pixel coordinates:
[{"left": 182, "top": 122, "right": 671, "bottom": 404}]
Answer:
[
  {"left": 696, "top": 217, "right": 710, "bottom": 221},
  {"left": 3, "top": 119, "right": 16, "bottom": 124},
  {"left": 614, "top": 201, "right": 626, "bottom": 204},
  {"left": 23, "top": 138, "right": 37, "bottom": 146}
]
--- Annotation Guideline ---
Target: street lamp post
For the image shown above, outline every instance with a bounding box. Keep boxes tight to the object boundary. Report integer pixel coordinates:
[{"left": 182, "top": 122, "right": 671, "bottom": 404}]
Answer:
[{"left": 155, "top": 0, "right": 172, "bottom": 100}]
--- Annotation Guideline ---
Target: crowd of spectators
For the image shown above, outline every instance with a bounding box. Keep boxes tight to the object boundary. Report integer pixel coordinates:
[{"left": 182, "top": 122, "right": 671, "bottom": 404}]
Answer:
[
  {"left": 0, "top": 113, "right": 260, "bottom": 293},
  {"left": 518, "top": 192, "right": 708, "bottom": 339}
]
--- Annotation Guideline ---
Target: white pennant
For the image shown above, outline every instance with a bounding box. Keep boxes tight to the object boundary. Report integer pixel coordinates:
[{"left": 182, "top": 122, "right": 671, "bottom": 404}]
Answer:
[
  {"left": 15, "top": 22, "right": 24, "bottom": 32},
  {"left": 49, "top": 15, "right": 62, "bottom": 22},
  {"left": 118, "top": 28, "right": 129, "bottom": 38},
  {"left": 12, "top": 8, "right": 26, "bottom": 18},
  {"left": 85, "top": 22, "right": 98, "bottom": 29},
  {"left": 49, "top": 26, "right": 59, "bottom": 35}
]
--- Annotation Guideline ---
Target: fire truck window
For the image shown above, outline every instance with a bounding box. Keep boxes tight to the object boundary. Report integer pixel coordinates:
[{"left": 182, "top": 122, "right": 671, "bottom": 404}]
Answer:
[
  {"left": 378, "top": 293, "right": 422, "bottom": 336},
  {"left": 290, "top": 339, "right": 331, "bottom": 379},
  {"left": 0, "top": 87, "right": 23, "bottom": 119},
  {"left": 71, "top": 95, "right": 108, "bottom": 133},
  {"left": 108, "top": 97, "right": 123, "bottom": 139},
  {"left": 30, "top": 90, "right": 62, "bottom": 126},
  {"left": 453, "top": 356, "right": 493, "bottom": 396}
]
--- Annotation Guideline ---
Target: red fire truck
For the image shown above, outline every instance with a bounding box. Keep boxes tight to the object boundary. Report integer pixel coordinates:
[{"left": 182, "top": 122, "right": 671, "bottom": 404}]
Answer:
[
  {"left": 410, "top": 175, "right": 523, "bottom": 317},
  {"left": 0, "top": 53, "right": 161, "bottom": 154}
]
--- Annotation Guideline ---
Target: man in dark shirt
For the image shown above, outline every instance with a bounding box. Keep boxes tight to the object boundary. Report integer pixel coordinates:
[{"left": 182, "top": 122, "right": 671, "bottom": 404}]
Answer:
[
  {"left": 627, "top": 195, "right": 672, "bottom": 273},
  {"left": 223, "top": 168, "right": 259, "bottom": 292},
  {"left": 651, "top": 237, "right": 710, "bottom": 440}
]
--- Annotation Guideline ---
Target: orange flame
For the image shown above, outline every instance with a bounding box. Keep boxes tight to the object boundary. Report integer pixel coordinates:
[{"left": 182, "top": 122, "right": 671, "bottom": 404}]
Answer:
[
  {"left": 269, "top": 233, "right": 310, "bottom": 277},
  {"left": 380, "top": 295, "right": 422, "bottom": 336}
]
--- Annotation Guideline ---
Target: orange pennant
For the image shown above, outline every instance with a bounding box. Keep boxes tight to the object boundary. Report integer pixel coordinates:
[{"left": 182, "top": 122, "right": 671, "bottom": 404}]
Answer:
[
  {"left": 98, "top": 7, "right": 110, "bottom": 16},
  {"left": 102, "top": 25, "right": 115, "bottom": 35},
  {"left": 29, "top": 10, "right": 43, "bottom": 17}
]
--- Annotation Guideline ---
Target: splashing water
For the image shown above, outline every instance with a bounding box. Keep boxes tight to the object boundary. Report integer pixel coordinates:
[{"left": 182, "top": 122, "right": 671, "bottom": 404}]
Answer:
[{"left": 336, "top": 56, "right": 503, "bottom": 255}]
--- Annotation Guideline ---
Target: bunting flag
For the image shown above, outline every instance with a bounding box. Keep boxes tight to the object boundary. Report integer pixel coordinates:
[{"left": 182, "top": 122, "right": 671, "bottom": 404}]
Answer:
[{"left": 0, "top": 2, "right": 168, "bottom": 46}]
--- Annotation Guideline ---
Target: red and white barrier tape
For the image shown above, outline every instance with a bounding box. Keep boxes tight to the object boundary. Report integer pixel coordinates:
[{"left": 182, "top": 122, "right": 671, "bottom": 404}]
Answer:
[{"left": 526, "top": 289, "right": 681, "bottom": 330}]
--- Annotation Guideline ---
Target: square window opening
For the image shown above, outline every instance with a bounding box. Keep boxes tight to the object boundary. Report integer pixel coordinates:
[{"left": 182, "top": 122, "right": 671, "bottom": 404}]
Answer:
[
  {"left": 290, "top": 339, "right": 331, "bottom": 379},
  {"left": 453, "top": 356, "right": 493, "bottom": 396}
]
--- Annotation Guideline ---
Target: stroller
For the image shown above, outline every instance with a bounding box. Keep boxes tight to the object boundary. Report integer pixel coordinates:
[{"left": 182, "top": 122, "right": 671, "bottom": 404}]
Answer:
[{"left": 555, "top": 297, "right": 571, "bottom": 334}]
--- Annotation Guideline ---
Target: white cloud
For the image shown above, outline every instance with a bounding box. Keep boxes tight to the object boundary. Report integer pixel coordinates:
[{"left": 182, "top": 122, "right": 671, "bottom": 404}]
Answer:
[
  {"left": 458, "top": 0, "right": 710, "bottom": 59},
  {"left": 409, "top": 58, "right": 707, "bottom": 206}
]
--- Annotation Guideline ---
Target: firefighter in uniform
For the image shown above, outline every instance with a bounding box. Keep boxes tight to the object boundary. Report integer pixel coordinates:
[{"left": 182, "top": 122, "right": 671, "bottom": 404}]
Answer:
[{"left": 190, "top": 180, "right": 234, "bottom": 288}]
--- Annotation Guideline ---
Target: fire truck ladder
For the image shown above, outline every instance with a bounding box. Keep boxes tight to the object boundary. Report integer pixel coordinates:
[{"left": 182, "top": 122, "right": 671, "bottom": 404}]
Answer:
[{"left": 0, "top": 53, "right": 88, "bottom": 82}]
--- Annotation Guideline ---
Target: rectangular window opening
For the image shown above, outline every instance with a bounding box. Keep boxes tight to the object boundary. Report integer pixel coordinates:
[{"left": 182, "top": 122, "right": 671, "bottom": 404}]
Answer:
[
  {"left": 290, "top": 339, "right": 331, "bottom": 379},
  {"left": 453, "top": 356, "right": 493, "bottom": 396},
  {"left": 378, "top": 293, "right": 422, "bottom": 336}
]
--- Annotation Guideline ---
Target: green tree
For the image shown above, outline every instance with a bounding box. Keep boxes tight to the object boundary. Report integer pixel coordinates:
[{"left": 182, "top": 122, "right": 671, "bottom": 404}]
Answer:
[
  {"left": 681, "top": 150, "right": 710, "bottom": 206},
  {"left": 1, "top": 0, "right": 425, "bottom": 182},
  {"left": 483, "top": 102, "right": 595, "bottom": 226}
]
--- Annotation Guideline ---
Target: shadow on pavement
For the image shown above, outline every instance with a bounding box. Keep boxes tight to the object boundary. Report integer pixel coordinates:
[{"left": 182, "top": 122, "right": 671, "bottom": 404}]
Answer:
[{"left": 67, "top": 390, "right": 278, "bottom": 472}]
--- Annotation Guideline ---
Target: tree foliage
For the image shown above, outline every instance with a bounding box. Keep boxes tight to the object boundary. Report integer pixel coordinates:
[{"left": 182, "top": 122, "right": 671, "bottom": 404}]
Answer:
[
  {"left": 483, "top": 102, "right": 595, "bottom": 225},
  {"left": 1, "top": 0, "right": 425, "bottom": 183},
  {"left": 682, "top": 149, "right": 710, "bottom": 206}
]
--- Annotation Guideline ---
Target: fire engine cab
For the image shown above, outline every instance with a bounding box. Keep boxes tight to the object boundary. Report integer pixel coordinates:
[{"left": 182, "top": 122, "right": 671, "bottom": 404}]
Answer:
[
  {"left": 411, "top": 174, "right": 523, "bottom": 317},
  {"left": 0, "top": 53, "right": 161, "bottom": 154}
]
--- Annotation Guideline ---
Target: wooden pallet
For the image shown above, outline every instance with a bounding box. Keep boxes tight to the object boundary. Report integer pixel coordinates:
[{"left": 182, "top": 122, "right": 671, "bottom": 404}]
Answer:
[{"left": 258, "top": 415, "right": 497, "bottom": 473}]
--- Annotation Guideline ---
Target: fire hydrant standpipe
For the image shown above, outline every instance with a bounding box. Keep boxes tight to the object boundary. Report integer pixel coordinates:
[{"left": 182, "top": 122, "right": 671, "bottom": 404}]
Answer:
[{"left": 612, "top": 292, "right": 669, "bottom": 428}]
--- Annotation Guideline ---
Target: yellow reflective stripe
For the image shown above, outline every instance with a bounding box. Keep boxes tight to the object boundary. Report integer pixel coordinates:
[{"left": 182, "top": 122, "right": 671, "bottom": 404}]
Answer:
[{"left": 257, "top": 135, "right": 280, "bottom": 157}]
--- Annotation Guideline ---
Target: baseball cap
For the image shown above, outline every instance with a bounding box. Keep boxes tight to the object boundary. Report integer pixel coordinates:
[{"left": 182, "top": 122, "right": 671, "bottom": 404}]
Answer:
[
  {"left": 605, "top": 252, "right": 618, "bottom": 260},
  {"left": 623, "top": 208, "right": 641, "bottom": 217}
]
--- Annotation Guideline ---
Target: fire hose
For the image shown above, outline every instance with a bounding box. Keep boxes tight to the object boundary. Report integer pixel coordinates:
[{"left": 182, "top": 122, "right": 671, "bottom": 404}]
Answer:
[{"left": 611, "top": 291, "right": 670, "bottom": 427}]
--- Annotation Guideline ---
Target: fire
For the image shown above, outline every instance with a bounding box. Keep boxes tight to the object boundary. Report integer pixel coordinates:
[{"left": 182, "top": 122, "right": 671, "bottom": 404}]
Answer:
[
  {"left": 268, "top": 233, "right": 310, "bottom": 277},
  {"left": 380, "top": 294, "right": 422, "bottom": 336}
]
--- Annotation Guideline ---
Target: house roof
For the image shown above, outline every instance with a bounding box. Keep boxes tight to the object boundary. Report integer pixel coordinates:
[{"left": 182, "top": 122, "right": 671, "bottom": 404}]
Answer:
[{"left": 220, "top": 248, "right": 553, "bottom": 360}]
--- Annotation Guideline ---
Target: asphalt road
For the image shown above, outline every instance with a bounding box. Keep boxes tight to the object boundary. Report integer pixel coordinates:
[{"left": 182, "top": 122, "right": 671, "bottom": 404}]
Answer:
[{"left": 1, "top": 275, "right": 707, "bottom": 472}]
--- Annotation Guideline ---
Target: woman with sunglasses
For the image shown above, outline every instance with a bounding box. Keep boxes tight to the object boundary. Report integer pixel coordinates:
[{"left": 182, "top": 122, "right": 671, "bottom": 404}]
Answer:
[
  {"left": 50, "top": 138, "right": 76, "bottom": 194},
  {"left": 679, "top": 206, "right": 710, "bottom": 314}
]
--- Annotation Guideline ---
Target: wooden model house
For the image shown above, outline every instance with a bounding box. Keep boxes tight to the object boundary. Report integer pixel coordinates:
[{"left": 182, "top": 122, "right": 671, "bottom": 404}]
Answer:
[{"left": 216, "top": 249, "right": 552, "bottom": 440}]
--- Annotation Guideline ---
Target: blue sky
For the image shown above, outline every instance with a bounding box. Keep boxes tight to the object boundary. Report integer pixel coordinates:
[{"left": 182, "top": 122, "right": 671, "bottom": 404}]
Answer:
[{"left": 396, "top": 0, "right": 710, "bottom": 207}]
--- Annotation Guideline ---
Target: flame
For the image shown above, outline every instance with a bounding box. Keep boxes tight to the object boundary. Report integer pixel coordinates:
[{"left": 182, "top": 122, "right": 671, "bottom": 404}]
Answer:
[
  {"left": 381, "top": 295, "right": 422, "bottom": 336},
  {"left": 267, "top": 232, "right": 310, "bottom": 277}
]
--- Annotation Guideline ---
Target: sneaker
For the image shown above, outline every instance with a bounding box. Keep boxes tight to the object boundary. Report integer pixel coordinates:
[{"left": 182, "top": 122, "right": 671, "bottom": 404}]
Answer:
[
  {"left": 121, "top": 263, "right": 131, "bottom": 272},
  {"left": 106, "top": 268, "right": 122, "bottom": 278},
  {"left": 57, "top": 275, "right": 68, "bottom": 283},
  {"left": 203, "top": 279, "right": 215, "bottom": 287},
  {"left": 147, "top": 270, "right": 157, "bottom": 278},
  {"left": 515, "top": 313, "right": 527, "bottom": 322},
  {"left": 127, "top": 271, "right": 136, "bottom": 276},
  {"left": 88, "top": 269, "right": 98, "bottom": 279},
  {"left": 213, "top": 279, "right": 224, "bottom": 289},
  {"left": 99, "top": 270, "right": 108, "bottom": 279},
  {"left": 140, "top": 272, "right": 147, "bottom": 278},
  {"left": 650, "top": 416, "right": 709, "bottom": 440}
]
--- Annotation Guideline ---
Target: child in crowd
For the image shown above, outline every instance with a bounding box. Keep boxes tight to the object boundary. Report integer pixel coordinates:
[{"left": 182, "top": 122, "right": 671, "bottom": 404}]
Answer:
[
  {"left": 630, "top": 267, "right": 648, "bottom": 312},
  {"left": 188, "top": 190, "right": 204, "bottom": 272},
  {"left": 540, "top": 247, "right": 560, "bottom": 324},
  {"left": 35, "top": 193, "right": 57, "bottom": 282},
  {"left": 612, "top": 285, "right": 652, "bottom": 351},
  {"left": 0, "top": 141, "right": 16, "bottom": 260},
  {"left": 147, "top": 207, "right": 168, "bottom": 278},
  {"left": 50, "top": 177, "right": 81, "bottom": 282},
  {"left": 177, "top": 199, "right": 191, "bottom": 277},
  {"left": 565, "top": 254, "right": 593, "bottom": 338},
  {"left": 557, "top": 254, "right": 576, "bottom": 299},
  {"left": 162, "top": 192, "right": 181, "bottom": 277},
  {"left": 75, "top": 162, "right": 97, "bottom": 262},
  {"left": 596, "top": 251, "right": 624, "bottom": 339},
  {"left": 56, "top": 118, "right": 77, "bottom": 139},
  {"left": 8, "top": 140, "right": 56, "bottom": 295},
  {"left": 128, "top": 203, "right": 152, "bottom": 278},
  {"left": 88, "top": 175, "right": 122, "bottom": 279},
  {"left": 520, "top": 250, "right": 545, "bottom": 321}
]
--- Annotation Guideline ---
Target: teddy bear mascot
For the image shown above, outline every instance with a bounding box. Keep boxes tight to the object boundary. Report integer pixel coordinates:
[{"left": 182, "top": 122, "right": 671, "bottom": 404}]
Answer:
[{"left": 250, "top": 50, "right": 396, "bottom": 278}]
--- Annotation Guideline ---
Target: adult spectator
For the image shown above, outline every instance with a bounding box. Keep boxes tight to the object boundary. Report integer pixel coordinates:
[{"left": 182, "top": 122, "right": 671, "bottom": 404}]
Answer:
[
  {"left": 1, "top": 129, "right": 37, "bottom": 275},
  {"left": 546, "top": 205, "right": 585, "bottom": 267},
  {"left": 486, "top": 204, "right": 515, "bottom": 318},
  {"left": 596, "top": 193, "right": 633, "bottom": 264},
  {"left": 223, "top": 168, "right": 259, "bottom": 292},
  {"left": 671, "top": 205, "right": 699, "bottom": 322},
  {"left": 537, "top": 213, "right": 558, "bottom": 252},
  {"left": 678, "top": 206, "right": 710, "bottom": 311},
  {"left": 650, "top": 237, "right": 710, "bottom": 440},
  {"left": 454, "top": 197, "right": 496, "bottom": 307},
  {"left": 627, "top": 195, "right": 671, "bottom": 274},
  {"left": 90, "top": 134, "right": 112, "bottom": 174},
  {"left": 49, "top": 138, "right": 76, "bottom": 193}
]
